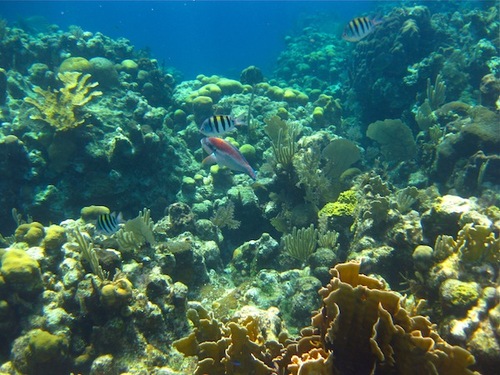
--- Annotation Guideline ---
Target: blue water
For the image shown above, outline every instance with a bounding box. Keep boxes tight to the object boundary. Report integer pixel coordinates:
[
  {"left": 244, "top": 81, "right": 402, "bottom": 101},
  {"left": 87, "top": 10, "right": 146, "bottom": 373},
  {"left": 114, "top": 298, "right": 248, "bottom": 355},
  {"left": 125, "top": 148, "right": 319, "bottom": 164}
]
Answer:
[{"left": 1, "top": 1, "right": 376, "bottom": 79}]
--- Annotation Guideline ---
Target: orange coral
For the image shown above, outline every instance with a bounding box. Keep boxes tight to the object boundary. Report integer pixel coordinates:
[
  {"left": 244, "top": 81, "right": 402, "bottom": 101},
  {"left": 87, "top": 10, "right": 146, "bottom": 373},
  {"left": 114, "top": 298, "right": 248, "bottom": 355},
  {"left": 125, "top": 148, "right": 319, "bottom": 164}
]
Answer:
[
  {"left": 283, "top": 262, "right": 478, "bottom": 375},
  {"left": 174, "top": 262, "right": 478, "bottom": 375}
]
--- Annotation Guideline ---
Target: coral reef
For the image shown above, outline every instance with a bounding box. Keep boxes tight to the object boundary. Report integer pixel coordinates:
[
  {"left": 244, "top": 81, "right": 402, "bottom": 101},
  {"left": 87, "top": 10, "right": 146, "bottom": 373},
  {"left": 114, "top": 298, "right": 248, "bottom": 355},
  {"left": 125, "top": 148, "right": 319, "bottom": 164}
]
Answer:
[
  {"left": 0, "top": 3, "right": 498, "bottom": 373},
  {"left": 174, "top": 262, "right": 479, "bottom": 374}
]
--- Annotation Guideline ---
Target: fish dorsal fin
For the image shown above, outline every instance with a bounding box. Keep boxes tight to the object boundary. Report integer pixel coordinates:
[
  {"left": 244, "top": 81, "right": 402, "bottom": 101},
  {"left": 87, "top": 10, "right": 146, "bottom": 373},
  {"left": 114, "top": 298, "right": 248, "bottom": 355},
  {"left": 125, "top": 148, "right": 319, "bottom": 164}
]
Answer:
[{"left": 202, "top": 153, "right": 217, "bottom": 166}]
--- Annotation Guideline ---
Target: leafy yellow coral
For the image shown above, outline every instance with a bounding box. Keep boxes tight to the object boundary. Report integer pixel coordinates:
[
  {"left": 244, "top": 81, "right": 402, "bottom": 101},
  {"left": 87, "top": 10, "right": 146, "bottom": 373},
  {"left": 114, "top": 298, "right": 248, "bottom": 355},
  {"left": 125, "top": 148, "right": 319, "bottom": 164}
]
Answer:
[
  {"left": 25, "top": 71, "right": 102, "bottom": 131},
  {"left": 457, "top": 223, "right": 499, "bottom": 264}
]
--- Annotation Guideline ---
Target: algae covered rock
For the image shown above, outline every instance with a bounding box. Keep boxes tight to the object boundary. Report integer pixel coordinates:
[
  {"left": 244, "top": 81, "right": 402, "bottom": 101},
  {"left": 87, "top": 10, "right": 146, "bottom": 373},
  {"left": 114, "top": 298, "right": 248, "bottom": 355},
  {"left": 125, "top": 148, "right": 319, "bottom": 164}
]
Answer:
[
  {"left": 440, "top": 278, "right": 481, "bottom": 311},
  {"left": 421, "top": 195, "right": 478, "bottom": 243},
  {"left": 0, "top": 249, "right": 42, "bottom": 293},
  {"left": 10, "top": 328, "right": 69, "bottom": 375}
]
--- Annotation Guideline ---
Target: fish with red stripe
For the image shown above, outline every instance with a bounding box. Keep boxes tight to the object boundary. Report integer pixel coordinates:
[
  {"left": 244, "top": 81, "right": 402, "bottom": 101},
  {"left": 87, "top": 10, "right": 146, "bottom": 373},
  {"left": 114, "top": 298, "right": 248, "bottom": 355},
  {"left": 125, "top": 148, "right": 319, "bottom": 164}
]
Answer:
[{"left": 201, "top": 137, "right": 257, "bottom": 180}]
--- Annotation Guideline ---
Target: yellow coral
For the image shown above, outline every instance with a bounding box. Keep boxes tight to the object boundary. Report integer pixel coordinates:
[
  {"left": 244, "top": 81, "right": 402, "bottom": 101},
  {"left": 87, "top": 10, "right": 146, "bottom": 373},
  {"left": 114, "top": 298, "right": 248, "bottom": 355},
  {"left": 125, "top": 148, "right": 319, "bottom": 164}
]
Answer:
[
  {"left": 456, "top": 223, "right": 499, "bottom": 264},
  {"left": 25, "top": 71, "right": 102, "bottom": 131}
]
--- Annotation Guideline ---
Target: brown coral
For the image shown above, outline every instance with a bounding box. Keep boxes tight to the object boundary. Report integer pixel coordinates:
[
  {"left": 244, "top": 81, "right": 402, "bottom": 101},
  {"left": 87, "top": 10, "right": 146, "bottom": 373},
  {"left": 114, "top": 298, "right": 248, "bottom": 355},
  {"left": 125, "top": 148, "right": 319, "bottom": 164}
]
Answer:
[
  {"left": 173, "top": 305, "right": 279, "bottom": 375},
  {"left": 280, "top": 262, "right": 478, "bottom": 375}
]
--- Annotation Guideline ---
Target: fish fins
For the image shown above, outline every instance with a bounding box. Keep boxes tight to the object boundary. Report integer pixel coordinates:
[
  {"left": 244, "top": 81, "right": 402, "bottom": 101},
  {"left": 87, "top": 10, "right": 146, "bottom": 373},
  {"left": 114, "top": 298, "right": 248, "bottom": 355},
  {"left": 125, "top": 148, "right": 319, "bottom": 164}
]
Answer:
[{"left": 202, "top": 153, "right": 217, "bottom": 165}]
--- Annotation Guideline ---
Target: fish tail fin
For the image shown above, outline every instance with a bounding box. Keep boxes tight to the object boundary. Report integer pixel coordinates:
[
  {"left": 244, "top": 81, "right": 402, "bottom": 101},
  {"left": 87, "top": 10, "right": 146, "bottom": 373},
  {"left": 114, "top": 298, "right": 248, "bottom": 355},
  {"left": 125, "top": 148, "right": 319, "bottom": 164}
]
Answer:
[
  {"left": 371, "top": 13, "right": 384, "bottom": 25},
  {"left": 116, "top": 212, "right": 124, "bottom": 224}
]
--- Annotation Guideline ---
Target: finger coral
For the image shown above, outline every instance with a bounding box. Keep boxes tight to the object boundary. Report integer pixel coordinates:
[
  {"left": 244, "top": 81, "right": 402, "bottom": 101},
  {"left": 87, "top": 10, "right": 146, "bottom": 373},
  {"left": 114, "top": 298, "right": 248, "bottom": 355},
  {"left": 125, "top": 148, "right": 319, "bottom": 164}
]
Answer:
[{"left": 25, "top": 71, "right": 102, "bottom": 131}]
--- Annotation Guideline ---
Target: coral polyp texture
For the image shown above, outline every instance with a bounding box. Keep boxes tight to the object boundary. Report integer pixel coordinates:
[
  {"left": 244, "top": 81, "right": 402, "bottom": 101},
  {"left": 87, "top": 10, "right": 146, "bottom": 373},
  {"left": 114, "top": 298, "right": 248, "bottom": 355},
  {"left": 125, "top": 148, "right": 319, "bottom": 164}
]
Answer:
[{"left": 0, "top": 1, "right": 498, "bottom": 374}]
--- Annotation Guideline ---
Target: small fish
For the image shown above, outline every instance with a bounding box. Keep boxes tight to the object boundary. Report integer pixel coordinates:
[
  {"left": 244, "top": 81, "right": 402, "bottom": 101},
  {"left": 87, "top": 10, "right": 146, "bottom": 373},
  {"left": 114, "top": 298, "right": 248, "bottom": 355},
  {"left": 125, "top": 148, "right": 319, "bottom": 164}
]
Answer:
[
  {"left": 342, "top": 16, "right": 382, "bottom": 42},
  {"left": 199, "top": 115, "right": 244, "bottom": 136},
  {"left": 96, "top": 212, "right": 123, "bottom": 234},
  {"left": 201, "top": 137, "right": 256, "bottom": 180}
]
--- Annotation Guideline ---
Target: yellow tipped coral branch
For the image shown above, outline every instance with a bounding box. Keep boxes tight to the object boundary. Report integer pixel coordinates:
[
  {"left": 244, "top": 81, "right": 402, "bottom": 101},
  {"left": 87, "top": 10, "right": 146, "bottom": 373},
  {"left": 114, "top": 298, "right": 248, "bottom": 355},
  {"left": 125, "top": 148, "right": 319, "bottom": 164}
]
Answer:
[{"left": 25, "top": 71, "right": 102, "bottom": 131}]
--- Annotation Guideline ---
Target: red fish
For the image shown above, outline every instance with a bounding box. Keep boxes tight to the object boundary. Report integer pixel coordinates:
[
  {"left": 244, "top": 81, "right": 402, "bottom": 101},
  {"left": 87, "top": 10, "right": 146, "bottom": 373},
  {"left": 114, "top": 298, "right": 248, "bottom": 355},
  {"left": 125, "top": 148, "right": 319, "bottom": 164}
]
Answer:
[{"left": 201, "top": 137, "right": 256, "bottom": 180}]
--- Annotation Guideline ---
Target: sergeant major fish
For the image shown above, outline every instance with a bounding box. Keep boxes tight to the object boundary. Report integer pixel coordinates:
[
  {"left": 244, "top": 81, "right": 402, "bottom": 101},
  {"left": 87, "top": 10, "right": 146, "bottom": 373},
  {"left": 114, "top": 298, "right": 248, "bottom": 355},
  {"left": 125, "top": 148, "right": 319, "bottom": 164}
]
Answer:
[
  {"left": 96, "top": 212, "right": 123, "bottom": 234},
  {"left": 342, "top": 16, "right": 382, "bottom": 42},
  {"left": 199, "top": 115, "right": 245, "bottom": 137},
  {"left": 201, "top": 137, "right": 256, "bottom": 180}
]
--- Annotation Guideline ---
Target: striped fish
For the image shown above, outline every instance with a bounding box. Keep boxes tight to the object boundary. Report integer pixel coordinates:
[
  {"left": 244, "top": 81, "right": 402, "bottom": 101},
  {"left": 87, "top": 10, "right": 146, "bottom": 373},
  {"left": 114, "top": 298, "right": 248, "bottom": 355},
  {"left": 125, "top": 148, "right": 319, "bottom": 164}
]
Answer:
[
  {"left": 96, "top": 212, "right": 123, "bottom": 234},
  {"left": 342, "top": 16, "right": 382, "bottom": 42},
  {"left": 199, "top": 115, "right": 244, "bottom": 136}
]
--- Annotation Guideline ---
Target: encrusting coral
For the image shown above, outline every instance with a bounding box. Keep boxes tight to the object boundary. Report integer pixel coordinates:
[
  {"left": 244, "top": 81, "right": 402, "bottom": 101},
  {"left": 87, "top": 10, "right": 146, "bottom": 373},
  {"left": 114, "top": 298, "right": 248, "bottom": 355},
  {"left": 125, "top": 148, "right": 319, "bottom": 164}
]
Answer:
[{"left": 24, "top": 71, "right": 102, "bottom": 131}]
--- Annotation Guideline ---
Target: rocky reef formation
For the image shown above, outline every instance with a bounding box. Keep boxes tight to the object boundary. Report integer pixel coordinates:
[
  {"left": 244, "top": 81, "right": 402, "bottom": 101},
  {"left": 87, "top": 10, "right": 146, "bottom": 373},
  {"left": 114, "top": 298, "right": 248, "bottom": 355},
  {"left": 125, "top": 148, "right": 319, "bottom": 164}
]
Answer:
[{"left": 0, "top": 2, "right": 498, "bottom": 374}]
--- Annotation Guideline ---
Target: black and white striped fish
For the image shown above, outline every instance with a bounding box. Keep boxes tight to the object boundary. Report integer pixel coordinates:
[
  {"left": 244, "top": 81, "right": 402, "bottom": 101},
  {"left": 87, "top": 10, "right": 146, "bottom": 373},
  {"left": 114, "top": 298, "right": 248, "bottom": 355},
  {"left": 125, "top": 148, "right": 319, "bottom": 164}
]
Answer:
[
  {"left": 199, "top": 115, "right": 244, "bottom": 136},
  {"left": 342, "top": 16, "right": 382, "bottom": 42},
  {"left": 96, "top": 212, "right": 123, "bottom": 234}
]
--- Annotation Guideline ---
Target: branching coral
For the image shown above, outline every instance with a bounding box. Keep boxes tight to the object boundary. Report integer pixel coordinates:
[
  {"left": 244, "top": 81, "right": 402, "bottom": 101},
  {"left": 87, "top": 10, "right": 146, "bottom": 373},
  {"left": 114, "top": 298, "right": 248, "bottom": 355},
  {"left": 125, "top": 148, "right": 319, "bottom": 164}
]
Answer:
[
  {"left": 211, "top": 201, "right": 241, "bottom": 230},
  {"left": 264, "top": 115, "right": 300, "bottom": 171},
  {"left": 25, "top": 71, "right": 102, "bottom": 131},
  {"left": 73, "top": 228, "right": 106, "bottom": 280},
  {"left": 427, "top": 73, "right": 446, "bottom": 110},
  {"left": 116, "top": 208, "right": 155, "bottom": 253},
  {"left": 173, "top": 306, "right": 278, "bottom": 374},
  {"left": 456, "top": 223, "right": 499, "bottom": 264},
  {"left": 174, "top": 262, "right": 478, "bottom": 374}
]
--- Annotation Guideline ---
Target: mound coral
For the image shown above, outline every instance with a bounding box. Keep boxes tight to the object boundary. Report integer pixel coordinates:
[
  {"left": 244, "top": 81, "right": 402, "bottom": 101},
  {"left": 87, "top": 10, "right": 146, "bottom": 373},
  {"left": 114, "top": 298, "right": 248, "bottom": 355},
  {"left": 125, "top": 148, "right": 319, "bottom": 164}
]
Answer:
[
  {"left": 0, "top": 249, "right": 42, "bottom": 294},
  {"left": 25, "top": 71, "right": 102, "bottom": 131}
]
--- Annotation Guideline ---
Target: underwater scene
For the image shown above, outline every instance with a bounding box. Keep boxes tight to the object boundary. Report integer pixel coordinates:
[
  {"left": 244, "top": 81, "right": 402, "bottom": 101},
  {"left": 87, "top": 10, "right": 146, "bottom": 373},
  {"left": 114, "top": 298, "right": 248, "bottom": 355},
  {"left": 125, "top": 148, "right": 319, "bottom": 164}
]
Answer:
[{"left": 0, "top": 0, "right": 499, "bottom": 374}]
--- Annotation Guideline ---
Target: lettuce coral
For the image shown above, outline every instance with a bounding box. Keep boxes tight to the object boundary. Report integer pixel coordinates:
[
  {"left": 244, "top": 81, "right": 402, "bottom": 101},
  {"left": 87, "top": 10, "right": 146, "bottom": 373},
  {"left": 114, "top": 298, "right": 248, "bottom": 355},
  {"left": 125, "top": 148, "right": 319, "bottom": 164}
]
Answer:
[
  {"left": 25, "top": 71, "right": 102, "bottom": 131},
  {"left": 281, "top": 262, "right": 478, "bottom": 374}
]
